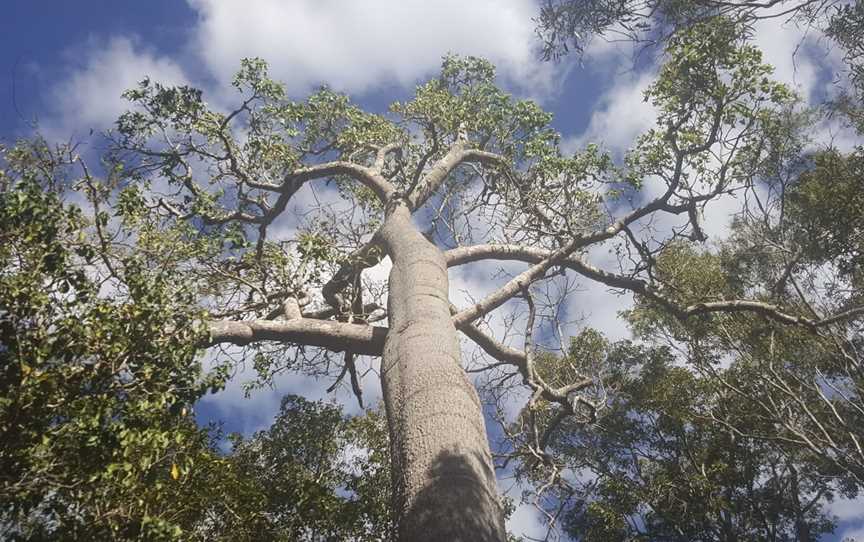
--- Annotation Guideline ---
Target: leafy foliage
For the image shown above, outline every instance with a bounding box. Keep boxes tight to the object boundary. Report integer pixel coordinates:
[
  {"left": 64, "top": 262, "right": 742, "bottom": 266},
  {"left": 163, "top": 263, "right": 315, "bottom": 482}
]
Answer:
[
  {"left": 0, "top": 141, "right": 392, "bottom": 541},
  {"left": 214, "top": 395, "right": 392, "bottom": 541},
  {"left": 554, "top": 342, "right": 839, "bottom": 541},
  {"left": 5, "top": 1, "right": 864, "bottom": 536},
  {"left": 0, "top": 140, "right": 227, "bottom": 540}
]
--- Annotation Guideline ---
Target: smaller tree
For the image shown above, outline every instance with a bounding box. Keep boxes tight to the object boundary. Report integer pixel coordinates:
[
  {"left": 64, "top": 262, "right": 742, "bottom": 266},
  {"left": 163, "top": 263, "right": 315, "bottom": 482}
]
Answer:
[
  {"left": 515, "top": 337, "right": 840, "bottom": 541},
  {"left": 0, "top": 140, "right": 228, "bottom": 540},
  {"left": 213, "top": 395, "right": 392, "bottom": 541}
]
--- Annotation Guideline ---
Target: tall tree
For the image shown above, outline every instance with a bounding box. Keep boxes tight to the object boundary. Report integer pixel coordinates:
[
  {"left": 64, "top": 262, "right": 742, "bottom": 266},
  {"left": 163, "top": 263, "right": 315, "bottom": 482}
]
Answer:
[{"left": 106, "top": 16, "right": 863, "bottom": 540}]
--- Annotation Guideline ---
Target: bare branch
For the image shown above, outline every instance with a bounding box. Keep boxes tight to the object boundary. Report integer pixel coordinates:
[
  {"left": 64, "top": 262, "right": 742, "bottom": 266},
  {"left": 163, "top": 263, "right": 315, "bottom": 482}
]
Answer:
[
  {"left": 446, "top": 244, "right": 864, "bottom": 329},
  {"left": 449, "top": 303, "right": 527, "bottom": 368},
  {"left": 451, "top": 241, "right": 579, "bottom": 327},
  {"left": 287, "top": 161, "right": 396, "bottom": 204},
  {"left": 207, "top": 318, "right": 386, "bottom": 356}
]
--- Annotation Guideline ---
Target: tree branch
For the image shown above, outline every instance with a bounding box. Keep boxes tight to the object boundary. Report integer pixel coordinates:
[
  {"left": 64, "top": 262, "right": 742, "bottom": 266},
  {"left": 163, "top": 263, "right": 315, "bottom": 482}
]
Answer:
[
  {"left": 450, "top": 241, "right": 579, "bottom": 327},
  {"left": 407, "top": 142, "right": 505, "bottom": 210},
  {"left": 449, "top": 303, "right": 527, "bottom": 368},
  {"left": 287, "top": 161, "right": 396, "bottom": 204},
  {"left": 445, "top": 244, "right": 864, "bottom": 330},
  {"left": 207, "top": 318, "right": 386, "bottom": 356}
]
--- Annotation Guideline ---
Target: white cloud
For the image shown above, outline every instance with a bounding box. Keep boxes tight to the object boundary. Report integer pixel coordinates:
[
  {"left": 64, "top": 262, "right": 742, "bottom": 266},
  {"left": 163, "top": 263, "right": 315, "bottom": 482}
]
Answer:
[
  {"left": 829, "top": 494, "right": 864, "bottom": 523},
  {"left": 44, "top": 37, "right": 189, "bottom": 142},
  {"left": 751, "top": 17, "right": 826, "bottom": 103},
  {"left": 565, "top": 69, "right": 657, "bottom": 155},
  {"left": 199, "top": 346, "right": 380, "bottom": 436},
  {"left": 844, "top": 525, "right": 864, "bottom": 542},
  {"left": 506, "top": 498, "right": 548, "bottom": 540},
  {"left": 186, "top": 0, "right": 563, "bottom": 98},
  {"left": 571, "top": 242, "right": 635, "bottom": 342}
]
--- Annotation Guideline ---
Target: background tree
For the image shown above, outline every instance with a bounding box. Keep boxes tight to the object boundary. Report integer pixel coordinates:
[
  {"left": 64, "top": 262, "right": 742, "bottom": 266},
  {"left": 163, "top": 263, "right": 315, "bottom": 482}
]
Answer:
[
  {"left": 826, "top": 1, "right": 864, "bottom": 131},
  {"left": 213, "top": 395, "right": 392, "bottom": 541},
  {"left": 516, "top": 2, "right": 864, "bottom": 539},
  {"left": 509, "top": 335, "right": 845, "bottom": 541},
  {"left": 535, "top": 0, "right": 849, "bottom": 60},
  {"left": 0, "top": 139, "right": 230, "bottom": 540}
]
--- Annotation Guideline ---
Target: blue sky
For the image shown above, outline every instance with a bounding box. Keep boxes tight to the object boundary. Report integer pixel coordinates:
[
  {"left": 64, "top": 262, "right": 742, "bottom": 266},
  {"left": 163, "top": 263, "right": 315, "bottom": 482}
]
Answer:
[{"left": 2, "top": 1, "right": 862, "bottom": 539}]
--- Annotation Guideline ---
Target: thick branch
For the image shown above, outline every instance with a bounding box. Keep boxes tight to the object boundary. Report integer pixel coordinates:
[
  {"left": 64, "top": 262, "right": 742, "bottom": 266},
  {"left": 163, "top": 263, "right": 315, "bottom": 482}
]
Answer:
[
  {"left": 445, "top": 244, "right": 864, "bottom": 329},
  {"left": 288, "top": 161, "right": 396, "bottom": 203},
  {"left": 207, "top": 318, "right": 386, "bottom": 356},
  {"left": 407, "top": 143, "right": 505, "bottom": 210},
  {"left": 451, "top": 241, "right": 578, "bottom": 327}
]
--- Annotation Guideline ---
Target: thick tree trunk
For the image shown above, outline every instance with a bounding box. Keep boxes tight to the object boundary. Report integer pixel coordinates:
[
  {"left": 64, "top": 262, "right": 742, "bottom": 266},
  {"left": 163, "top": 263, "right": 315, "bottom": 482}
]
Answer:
[{"left": 379, "top": 203, "right": 506, "bottom": 542}]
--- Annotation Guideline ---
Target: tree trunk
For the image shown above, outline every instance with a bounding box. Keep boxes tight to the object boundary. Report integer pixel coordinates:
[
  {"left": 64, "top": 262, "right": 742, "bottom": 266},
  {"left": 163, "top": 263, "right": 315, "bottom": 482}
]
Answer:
[{"left": 379, "top": 203, "right": 506, "bottom": 542}]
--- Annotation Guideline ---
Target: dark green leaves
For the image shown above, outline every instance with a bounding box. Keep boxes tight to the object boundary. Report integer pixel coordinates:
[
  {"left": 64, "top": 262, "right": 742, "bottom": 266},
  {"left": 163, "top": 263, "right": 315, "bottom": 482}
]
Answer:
[{"left": 0, "top": 141, "right": 226, "bottom": 540}]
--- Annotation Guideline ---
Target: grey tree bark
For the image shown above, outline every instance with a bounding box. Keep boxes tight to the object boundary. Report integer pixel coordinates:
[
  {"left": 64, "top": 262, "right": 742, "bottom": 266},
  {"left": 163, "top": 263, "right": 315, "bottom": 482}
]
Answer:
[
  {"left": 379, "top": 202, "right": 506, "bottom": 541},
  {"left": 202, "top": 142, "right": 512, "bottom": 541}
]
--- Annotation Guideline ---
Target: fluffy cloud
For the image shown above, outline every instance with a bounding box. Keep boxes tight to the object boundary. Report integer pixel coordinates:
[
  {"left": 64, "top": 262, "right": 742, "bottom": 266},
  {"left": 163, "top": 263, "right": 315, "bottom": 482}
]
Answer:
[
  {"left": 564, "top": 70, "right": 657, "bottom": 156},
  {"left": 44, "top": 37, "right": 189, "bottom": 142},
  {"left": 41, "top": 2, "right": 569, "bottom": 141},
  {"left": 751, "top": 16, "right": 831, "bottom": 103},
  {"left": 842, "top": 525, "right": 864, "bottom": 542},
  {"left": 198, "top": 349, "right": 378, "bottom": 436},
  {"left": 185, "top": 0, "right": 562, "bottom": 97}
]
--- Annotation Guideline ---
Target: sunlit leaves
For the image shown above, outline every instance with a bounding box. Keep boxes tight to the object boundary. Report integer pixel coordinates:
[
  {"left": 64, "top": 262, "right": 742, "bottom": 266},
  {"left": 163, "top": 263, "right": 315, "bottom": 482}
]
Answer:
[
  {"left": 392, "top": 55, "right": 557, "bottom": 162},
  {"left": 0, "top": 141, "right": 228, "bottom": 540}
]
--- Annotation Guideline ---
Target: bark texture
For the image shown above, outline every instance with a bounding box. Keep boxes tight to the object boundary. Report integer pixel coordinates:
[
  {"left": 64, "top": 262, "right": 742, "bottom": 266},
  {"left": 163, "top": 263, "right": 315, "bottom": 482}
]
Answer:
[
  {"left": 207, "top": 318, "right": 385, "bottom": 355},
  {"left": 380, "top": 203, "right": 506, "bottom": 542}
]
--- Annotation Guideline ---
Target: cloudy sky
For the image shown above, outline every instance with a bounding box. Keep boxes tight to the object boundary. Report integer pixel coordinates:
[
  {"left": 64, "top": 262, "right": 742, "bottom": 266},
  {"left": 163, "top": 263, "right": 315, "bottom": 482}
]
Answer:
[{"left": 1, "top": 1, "right": 861, "bottom": 539}]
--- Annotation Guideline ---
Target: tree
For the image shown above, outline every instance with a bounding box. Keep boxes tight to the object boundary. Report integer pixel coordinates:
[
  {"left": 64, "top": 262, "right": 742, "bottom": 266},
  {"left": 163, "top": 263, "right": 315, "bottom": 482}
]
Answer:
[
  {"left": 103, "top": 15, "right": 862, "bottom": 540},
  {"left": 618, "top": 138, "right": 864, "bottom": 486},
  {"left": 535, "top": 0, "right": 849, "bottom": 59},
  {"left": 0, "top": 140, "right": 230, "bottom": 540},
  {"left": 826, "top": 1, "right": 864, "bottom": 131},
  {"left": 214, "top": 395, "right": 392, "bottom": 541},
  {"left": 509, "top": 335, "right": 843, "bottom": 541},
  {"left": 526, "top": 2, "right": 864, "bottom": 539},
  {"left": 505, "top": 87, "right": 864, "bottom": 539},
  {"left": 506, "top": 111, "right": 864, "bottom": 538}
]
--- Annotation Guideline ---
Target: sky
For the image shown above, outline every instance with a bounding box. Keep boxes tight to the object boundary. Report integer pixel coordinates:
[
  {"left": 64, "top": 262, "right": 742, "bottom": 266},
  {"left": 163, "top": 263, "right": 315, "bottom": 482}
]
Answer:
[{"left": 1, "top": 1, "right": 862, "bottom": 539}]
